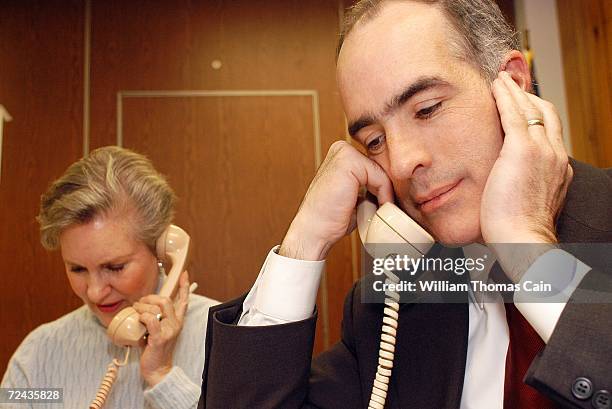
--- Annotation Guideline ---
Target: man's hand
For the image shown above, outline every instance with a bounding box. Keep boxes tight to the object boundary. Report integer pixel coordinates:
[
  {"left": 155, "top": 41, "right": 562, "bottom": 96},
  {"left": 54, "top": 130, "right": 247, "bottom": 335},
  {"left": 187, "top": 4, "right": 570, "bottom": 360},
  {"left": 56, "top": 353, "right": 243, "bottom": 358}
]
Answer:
[
  {"left": 481, "top": 71, "right": 573, "bottom": 280},
  {"left": 280, "top": 141, "right": 394, "bottom": 261}
]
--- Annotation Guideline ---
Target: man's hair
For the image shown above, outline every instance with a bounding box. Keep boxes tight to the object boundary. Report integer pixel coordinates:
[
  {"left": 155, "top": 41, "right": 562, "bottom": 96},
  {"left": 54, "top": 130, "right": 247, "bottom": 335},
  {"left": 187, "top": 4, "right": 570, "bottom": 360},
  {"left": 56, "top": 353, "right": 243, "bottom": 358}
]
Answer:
[
  {"left": 338, "top": 0, "right": 519, "bottom": 80},
  {"left": 38, "top": 146, "right": 176, "bottom": 251}
]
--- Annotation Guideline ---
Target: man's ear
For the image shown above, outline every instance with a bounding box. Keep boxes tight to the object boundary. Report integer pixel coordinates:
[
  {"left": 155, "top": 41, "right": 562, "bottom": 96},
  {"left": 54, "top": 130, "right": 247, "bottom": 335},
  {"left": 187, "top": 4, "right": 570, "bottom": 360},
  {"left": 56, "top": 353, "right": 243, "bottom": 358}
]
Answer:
[{"left": 499, "top": 50, "right": 532, "bottom": 91}]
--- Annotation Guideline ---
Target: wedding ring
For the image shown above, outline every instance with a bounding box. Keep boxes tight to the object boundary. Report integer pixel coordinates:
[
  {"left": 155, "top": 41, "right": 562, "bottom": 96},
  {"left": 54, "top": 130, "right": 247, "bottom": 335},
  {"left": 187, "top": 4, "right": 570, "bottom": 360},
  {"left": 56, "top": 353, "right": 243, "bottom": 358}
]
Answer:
[{"left": 527, "top": 119, "right": 544, "bottom": 127}]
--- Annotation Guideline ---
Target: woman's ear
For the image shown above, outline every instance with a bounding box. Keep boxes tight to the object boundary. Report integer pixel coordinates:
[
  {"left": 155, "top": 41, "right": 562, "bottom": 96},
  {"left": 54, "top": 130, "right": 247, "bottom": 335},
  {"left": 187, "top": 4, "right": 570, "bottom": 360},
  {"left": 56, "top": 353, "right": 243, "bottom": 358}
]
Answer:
[{"left": 499, "top": 50, "right": 532, "bottom": 91}]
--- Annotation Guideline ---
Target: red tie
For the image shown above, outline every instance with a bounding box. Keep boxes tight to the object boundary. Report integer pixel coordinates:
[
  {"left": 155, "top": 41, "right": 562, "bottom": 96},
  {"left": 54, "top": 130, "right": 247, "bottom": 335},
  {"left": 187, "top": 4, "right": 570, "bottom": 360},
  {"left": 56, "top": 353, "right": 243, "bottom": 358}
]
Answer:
[{"left": 504, "top": 303, "right": 559, "bottom": 409}]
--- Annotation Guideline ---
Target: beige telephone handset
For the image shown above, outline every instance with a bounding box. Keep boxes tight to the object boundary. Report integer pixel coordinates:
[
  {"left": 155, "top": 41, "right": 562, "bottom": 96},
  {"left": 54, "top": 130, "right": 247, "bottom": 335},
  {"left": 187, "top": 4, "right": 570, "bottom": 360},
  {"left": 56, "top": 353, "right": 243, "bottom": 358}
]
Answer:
[
  {"left": 106, "top": 224, "right": 190, "bottom": 346},
  {"left": 90, "top": 225, "right": 190, "bottom": 409},
  {"left": 357, "top": 194, "right": 434, "bottom": 409}
]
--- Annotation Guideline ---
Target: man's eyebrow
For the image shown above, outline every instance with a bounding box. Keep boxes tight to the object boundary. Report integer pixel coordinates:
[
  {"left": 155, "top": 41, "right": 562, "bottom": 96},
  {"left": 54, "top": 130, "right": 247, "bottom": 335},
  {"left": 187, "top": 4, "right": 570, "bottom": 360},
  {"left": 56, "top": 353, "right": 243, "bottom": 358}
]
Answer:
[
  {"left": 348, "top": 117, "right": 375, "bottom": 138},
  {"left": 385, "top": 76, "right": 448, "bottom": 113},
  {"left": 347, "top": 76, "right": 448, "bottom": 137}
]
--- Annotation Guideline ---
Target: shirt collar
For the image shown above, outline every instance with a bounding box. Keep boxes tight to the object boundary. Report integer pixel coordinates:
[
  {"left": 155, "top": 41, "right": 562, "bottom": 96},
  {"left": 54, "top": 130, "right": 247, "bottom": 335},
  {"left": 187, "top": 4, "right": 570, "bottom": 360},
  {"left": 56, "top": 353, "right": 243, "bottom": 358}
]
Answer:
[{"left": 462, "top": 243, "right": 497, "bottom": 309}]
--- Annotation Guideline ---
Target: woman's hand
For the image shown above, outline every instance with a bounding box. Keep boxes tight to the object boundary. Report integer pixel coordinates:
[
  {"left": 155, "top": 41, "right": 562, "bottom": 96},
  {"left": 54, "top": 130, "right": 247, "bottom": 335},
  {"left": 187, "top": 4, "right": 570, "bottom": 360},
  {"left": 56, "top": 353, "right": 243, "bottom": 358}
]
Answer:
[{"left": 132, "top": 270, "right": 190, "bottom": 386}]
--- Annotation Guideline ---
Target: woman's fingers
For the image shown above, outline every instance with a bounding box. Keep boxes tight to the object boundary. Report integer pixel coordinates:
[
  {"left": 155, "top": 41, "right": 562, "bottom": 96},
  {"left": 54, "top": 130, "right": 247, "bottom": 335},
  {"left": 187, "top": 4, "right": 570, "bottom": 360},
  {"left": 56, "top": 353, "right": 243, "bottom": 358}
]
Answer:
[
  {"left": 139, "top": 294, "right": 177, "bottom": 323},
  {"left": 139, "top": 311, "right": 161, "bottom": 336},
  {"left": 174, "top": 271, "right": 190, "bottom": 322},
  {"left": 133, "top": 301, "right": 161, "bottom": 317}
]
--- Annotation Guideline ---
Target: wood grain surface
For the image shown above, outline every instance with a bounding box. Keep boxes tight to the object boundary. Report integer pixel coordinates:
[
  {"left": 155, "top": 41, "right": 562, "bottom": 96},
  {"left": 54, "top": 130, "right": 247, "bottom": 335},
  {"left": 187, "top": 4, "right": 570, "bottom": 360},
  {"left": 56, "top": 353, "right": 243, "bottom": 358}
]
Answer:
[
  {"left": 0, "top": 0, "right": 84, "bottom": 374},
  {"left": 557, "top": 0, "right": 612, "bottom": 167}
]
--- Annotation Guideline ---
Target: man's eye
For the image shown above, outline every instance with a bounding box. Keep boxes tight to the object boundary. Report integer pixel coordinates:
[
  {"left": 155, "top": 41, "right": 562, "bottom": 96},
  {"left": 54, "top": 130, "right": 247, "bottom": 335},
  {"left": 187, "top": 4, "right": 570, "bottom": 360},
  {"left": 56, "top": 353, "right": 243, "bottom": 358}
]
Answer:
[
  {"left": 415, "top": 101, "right": 442, "bottom": 119},
  {"left": 366, "top": 134, "right": 386, "bottom": 153}
]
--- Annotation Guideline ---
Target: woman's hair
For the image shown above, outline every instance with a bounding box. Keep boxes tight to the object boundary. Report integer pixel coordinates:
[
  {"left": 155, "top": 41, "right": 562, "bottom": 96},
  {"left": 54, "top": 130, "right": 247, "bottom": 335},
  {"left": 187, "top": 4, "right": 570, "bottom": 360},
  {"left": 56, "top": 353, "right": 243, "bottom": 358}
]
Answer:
[
  {"left": 38, "top": 146, "right": 176, "bottom": 252},
  {"left": 338, "top": 0, "right": 519, "bottom": 81}
]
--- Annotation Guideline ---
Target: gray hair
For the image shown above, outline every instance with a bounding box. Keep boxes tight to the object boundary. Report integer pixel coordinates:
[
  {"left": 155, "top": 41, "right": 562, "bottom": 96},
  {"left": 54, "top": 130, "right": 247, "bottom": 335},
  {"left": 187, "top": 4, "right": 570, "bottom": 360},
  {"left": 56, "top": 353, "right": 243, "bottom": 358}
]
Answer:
[
  {"left": 38, "top": 146, "right": 176, "bottom": 251},
  {"left": 338, "top": 0, "right": 519, "bottom": 81}
]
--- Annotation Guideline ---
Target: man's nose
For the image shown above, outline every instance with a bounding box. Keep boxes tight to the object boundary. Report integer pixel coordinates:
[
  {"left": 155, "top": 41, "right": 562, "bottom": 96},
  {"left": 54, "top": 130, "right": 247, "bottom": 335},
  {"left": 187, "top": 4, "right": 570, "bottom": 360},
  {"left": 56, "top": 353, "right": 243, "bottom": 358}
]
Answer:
[
  {"left": 86, "top": 273, "right": 111, "bottom": 303},
  {"left": 386, "top": 131, "right": 432, "bottom": 181}
]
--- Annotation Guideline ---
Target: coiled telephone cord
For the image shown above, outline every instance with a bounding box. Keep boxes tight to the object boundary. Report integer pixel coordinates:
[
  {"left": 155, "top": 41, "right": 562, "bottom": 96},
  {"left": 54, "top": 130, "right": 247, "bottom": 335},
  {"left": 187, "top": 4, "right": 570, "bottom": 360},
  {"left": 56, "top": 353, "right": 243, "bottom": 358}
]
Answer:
[
  {"left": 368, "top": 268, "right": 401, "bottom": 409},
  {"left": 89, "top": 346, "right": 131, "bottom": 409}
]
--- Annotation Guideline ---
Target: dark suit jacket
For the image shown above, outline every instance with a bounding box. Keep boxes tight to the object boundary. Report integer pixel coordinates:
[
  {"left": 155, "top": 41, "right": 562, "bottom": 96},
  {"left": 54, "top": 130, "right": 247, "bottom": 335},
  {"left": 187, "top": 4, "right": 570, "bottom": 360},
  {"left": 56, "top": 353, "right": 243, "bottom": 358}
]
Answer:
[{"left": 198, "top": 159, "right": 612, "bottom": 409}]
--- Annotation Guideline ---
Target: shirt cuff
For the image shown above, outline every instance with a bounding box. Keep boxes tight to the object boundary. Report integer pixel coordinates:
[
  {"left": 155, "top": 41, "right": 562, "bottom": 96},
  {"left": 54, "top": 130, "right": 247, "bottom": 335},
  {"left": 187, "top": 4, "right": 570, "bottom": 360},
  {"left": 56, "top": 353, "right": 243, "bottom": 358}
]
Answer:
[
  {"left": 144, "top": 366, "right": 200, "bottom": 409},
  {"left": 514, "top": 248, "right": 591, "bottom": 342},
  {"left": 240, "top": 246, "right": 325, "bottom": 325}
]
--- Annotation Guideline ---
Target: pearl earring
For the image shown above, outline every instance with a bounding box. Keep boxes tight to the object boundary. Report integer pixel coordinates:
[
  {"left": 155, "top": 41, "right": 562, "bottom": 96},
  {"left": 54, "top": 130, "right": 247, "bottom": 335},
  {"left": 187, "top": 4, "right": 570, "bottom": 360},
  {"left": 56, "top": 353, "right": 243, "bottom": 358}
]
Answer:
[{"left": 157, "top": 261, "right": 166, "bottom": 276}]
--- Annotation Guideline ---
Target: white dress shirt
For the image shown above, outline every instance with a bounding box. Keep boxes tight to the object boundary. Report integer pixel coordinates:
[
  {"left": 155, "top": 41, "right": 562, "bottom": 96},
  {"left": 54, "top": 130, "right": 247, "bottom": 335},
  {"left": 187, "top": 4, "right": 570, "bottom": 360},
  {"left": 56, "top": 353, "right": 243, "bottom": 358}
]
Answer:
[{"left": 238, "top": 245, "right": 589, "bottom": 409}]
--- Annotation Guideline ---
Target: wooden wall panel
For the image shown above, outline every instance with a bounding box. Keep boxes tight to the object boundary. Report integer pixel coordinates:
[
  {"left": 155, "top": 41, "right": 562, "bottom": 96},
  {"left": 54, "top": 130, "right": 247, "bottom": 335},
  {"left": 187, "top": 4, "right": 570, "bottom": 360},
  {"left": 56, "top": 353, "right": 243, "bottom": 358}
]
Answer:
[
  {"left": 557, "top": 0, "right": 612, "bottom": 167},
  {"left": 90, "top": 0, "right": 352, "bottom": 352},
  {"left": 0, "top": 0, "right": 84, "bottom": 373},
  {"left": 121, "top": 95, "right": 316, "bottom": 300},
  {"left": 89, "top": 0, "right": 346, "bottom": 148}
]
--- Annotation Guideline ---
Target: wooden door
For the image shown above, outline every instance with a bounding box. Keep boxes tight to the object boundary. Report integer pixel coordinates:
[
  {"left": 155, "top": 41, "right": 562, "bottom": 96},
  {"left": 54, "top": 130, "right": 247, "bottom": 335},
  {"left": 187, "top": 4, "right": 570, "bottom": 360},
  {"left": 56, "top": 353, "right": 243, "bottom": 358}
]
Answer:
[{"left": 89, "top": 0, "right": 353, "bottom": 354}]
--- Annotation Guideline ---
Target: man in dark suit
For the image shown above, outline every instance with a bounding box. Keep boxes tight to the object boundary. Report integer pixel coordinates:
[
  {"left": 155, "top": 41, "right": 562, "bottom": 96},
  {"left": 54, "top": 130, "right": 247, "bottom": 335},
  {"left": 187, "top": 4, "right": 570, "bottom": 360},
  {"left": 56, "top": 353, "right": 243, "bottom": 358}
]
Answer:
[{"left": 198, "top": 0, "right": 612, "bottom": 408}]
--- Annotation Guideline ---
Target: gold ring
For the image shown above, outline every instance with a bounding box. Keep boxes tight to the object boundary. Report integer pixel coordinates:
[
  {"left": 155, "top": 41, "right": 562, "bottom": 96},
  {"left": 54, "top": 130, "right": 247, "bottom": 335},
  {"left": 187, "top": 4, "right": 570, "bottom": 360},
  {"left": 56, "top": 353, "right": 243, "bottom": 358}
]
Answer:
[{"left": 527, "top": 119, "right": 544, "bottom": 127}]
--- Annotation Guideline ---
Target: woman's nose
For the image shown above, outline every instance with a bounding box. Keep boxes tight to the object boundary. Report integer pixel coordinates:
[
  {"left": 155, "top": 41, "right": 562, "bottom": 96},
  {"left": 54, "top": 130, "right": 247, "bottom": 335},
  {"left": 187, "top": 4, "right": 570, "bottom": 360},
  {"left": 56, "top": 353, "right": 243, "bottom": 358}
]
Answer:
[{"left": 86, "top": 273, "right": 112, "bottom": 303}]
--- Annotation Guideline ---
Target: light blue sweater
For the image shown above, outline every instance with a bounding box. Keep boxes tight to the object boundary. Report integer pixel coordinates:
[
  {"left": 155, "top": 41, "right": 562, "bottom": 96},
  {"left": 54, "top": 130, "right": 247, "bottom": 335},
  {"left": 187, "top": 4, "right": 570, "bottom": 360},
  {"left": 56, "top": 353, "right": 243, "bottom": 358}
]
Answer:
[{"left": 1, "top": 294, "right": 217, "bottom": 409}]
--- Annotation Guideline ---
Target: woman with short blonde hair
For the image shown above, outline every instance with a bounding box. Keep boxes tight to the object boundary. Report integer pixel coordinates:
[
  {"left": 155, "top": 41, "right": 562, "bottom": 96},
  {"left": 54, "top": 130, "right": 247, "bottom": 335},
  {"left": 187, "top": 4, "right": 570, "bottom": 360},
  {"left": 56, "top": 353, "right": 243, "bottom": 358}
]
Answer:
[{"left": 2, "top": 146, "right": 217, "bottom": 409}]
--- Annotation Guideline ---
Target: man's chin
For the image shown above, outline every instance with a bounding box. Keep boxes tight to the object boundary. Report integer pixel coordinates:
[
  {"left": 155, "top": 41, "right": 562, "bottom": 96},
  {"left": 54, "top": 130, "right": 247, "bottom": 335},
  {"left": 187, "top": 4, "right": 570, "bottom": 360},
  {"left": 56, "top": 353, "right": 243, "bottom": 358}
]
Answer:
[{"left": 427, "top": 223, "right": 482, "bottom": 247}]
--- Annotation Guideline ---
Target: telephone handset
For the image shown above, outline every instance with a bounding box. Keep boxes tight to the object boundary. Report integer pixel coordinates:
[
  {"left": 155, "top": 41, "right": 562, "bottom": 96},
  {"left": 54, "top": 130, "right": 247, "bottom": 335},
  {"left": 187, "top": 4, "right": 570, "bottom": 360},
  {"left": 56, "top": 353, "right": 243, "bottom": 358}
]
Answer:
[
  {"left": 90, "top": 225, "right": 191, "bottom": 409},
  {"left": 356, "top": 194, "right": 434, "bottom": 409},
  {"left": 106, "top": 224, "right": 191, "bottom": 346},
  {"left": 357, "top": 193, "right": 434, "bottom": 256}
]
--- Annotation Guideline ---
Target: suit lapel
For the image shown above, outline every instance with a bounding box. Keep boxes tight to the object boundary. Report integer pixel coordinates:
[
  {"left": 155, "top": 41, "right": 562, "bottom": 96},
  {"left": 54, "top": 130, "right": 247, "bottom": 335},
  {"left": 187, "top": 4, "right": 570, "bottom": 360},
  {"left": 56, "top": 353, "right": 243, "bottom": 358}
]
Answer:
[
  {"left": 388, "top": 302, "right": 468, "bottom": 408},
  {"left": 388, "top": 246, "right": 470, "bottom": 408}
]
